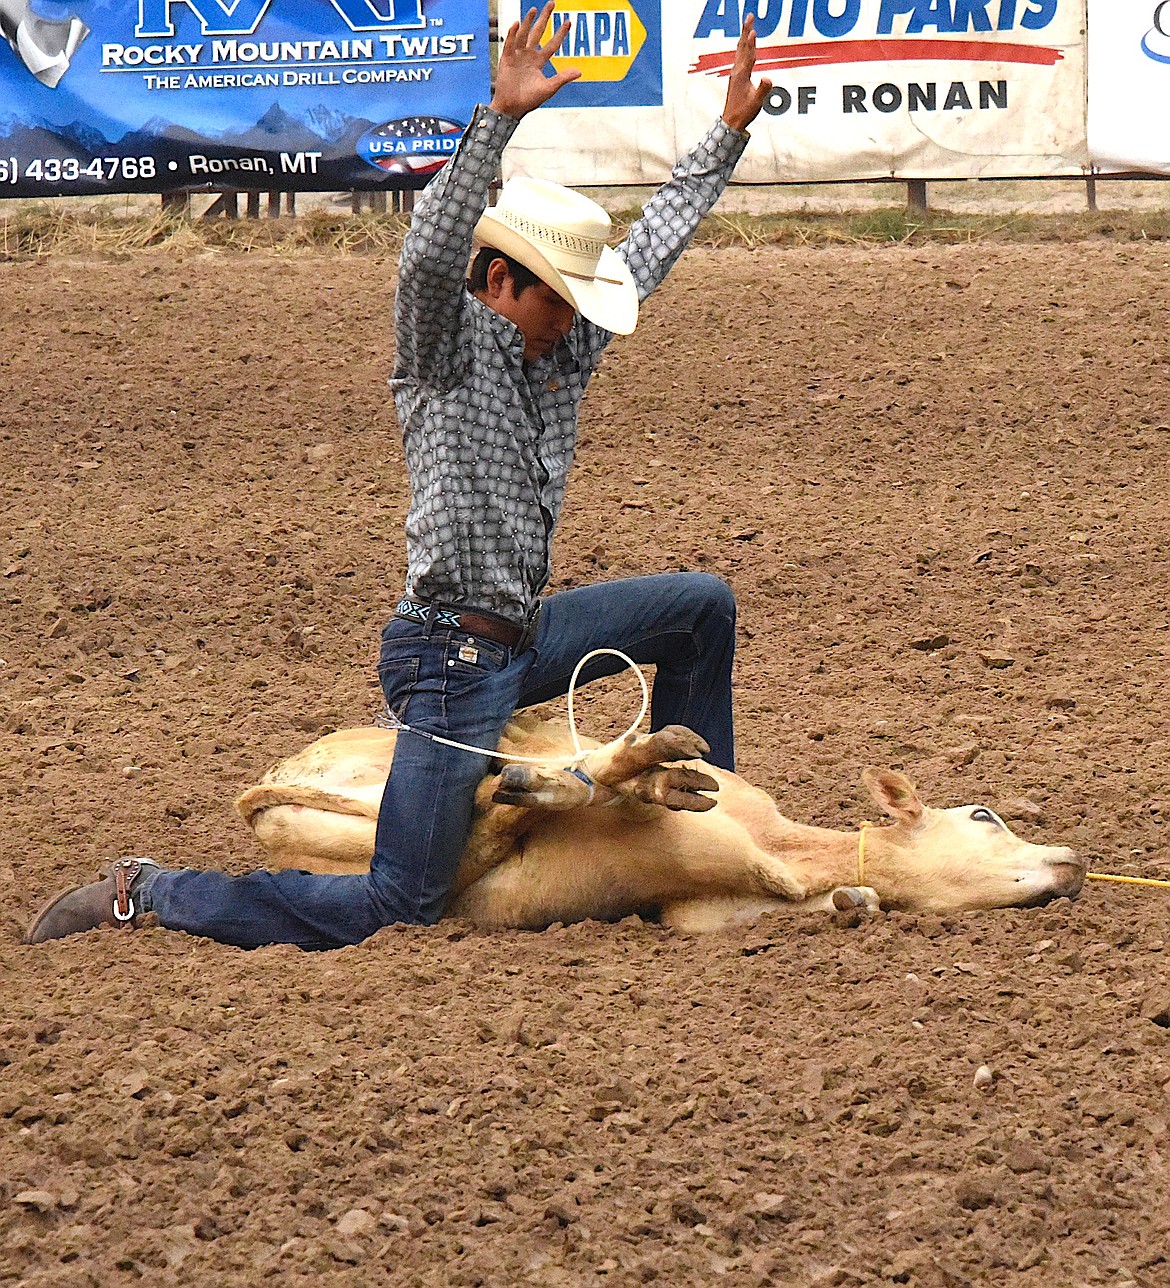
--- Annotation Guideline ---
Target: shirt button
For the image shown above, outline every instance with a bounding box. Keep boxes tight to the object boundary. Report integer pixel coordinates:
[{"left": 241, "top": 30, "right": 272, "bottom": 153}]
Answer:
[{"left": 548, "top": 380, "right": 560, "bottom": 392}]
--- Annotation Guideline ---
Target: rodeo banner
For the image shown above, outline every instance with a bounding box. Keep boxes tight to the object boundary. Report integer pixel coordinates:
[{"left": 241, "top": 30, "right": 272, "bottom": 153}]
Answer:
[
  {"left": 497, "top": 0, "right": 1088, "bottom": 184},
  {"left": 1087, "top": 0, "right": 1170, "bottom": 174},
  {"left": 0, "top": 0, "right": 490, "bottom": 196}
]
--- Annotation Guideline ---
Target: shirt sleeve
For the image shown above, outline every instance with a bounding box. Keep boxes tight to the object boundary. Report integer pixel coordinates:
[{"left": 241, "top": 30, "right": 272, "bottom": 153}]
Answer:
[
  {"left": 571, "top": 118, "right": 749, "bottom": 370},
  {"left": 621, "top": 118, "right": 749, "bottom": 303},
  {"left": 391, "top": 104, "right": 519, "bottom": 390}
]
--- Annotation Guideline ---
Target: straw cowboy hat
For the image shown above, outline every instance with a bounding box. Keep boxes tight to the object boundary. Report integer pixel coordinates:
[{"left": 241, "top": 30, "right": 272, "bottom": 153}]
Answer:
[{"left": 474, "top": 176, "right": 639, "bottom": 335}]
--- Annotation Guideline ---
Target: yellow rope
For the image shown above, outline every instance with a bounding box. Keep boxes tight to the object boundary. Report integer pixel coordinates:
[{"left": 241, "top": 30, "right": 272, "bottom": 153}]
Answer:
[
  {"left": 1086, "top": 871, "right": 1170, "bottom": 890},
  {"left": 858, "top": 821, "right": 873, "bottom": 885}
]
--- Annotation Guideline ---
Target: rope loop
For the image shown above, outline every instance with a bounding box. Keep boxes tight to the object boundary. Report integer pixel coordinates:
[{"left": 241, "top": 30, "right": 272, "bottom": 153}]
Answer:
[{"left": 379, "top": 647, "right": 650, "bottom": 769}]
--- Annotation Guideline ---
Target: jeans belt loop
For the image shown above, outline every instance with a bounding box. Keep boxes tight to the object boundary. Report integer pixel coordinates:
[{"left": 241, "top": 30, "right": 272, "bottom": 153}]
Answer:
[{"left": 517, "top": 599, "right": 542, "bottom": 654}]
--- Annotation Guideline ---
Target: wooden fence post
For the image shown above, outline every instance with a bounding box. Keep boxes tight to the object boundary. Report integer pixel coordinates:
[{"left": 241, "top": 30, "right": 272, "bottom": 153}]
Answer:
[{"left": 161, "top": 191, "right": 189, "bottom": 215}]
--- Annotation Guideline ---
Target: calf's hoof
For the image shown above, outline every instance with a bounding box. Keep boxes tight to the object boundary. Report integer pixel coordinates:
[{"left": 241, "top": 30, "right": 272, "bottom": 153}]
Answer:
[
  {"left": 639, "top": 725, "right": 710, "bottom": 765},
  {"left": 25, "top": 857, "right": 164, "bottom": 944},
  {"left": 492, "top": 763, "right": 595, "bottom": 809},
  {"left": 830, "top": 886, "right": 880, "bottom": 912},
  {"left": 595, "top": 725, "right": 711, "bottom": 787},
  {"left": 632, "top": 765, "right": 719, "bottom": 811}
]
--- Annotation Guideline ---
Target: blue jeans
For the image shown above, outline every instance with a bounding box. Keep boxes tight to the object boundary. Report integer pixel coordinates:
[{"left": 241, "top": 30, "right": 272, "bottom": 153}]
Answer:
[{"left": 142, "top": 572, "right": 735, "bottom": 949}]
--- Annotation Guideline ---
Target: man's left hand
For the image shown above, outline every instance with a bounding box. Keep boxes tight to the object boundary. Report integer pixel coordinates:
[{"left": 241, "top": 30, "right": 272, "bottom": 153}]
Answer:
[{"left": 721, "top": 15, "right": 773, "bottom": 133}]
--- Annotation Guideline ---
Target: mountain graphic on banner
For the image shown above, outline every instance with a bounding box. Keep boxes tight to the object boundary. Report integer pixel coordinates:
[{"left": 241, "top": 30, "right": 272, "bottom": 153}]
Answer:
[
  {"left": 0, "top": 115, "right": 106, "bottom": 155},
  {"left": 0, "top": 104, "right": 376, "bottom": 155},
  {"left": 298, "top": 105, "right": 353, "bottom": 144},
  {"left": 231, "top": 102, "right": 342, "bottom": 152},
  {"left": 132, "top": 115, "right": 212, "bottom": 145}
]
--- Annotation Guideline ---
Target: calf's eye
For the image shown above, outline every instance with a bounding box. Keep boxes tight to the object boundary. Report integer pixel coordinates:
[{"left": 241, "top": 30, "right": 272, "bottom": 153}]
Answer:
[{"left": 970, "top": 807, "right": 1001, "bottom": 827}]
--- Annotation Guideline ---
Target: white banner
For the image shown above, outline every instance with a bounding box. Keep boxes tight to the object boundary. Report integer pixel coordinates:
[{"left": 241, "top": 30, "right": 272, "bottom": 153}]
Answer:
[
  {"left": 498, "top": 0, "right": 1088, "bottom": 185},
  {"left": 1087, "top": 0, "right": 1170, "bottom": 174}
]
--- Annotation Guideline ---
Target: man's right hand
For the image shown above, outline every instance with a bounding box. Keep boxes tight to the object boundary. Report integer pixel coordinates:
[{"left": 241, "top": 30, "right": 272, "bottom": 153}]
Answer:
[{"left": 489, "top": 2, "right": 581, "bottom": 120}]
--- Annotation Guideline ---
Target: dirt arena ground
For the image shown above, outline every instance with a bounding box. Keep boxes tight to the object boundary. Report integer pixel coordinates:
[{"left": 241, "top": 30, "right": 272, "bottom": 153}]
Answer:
[{"left": 3, "top": 236, "right": 1170, "bottom": 1287}]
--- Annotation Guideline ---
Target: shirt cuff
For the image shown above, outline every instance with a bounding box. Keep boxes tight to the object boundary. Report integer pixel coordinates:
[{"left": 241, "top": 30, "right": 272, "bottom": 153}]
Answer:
[
  {"left": 708, "top": 116, "right": 751, "bottom": 165},
  {"left": 468, "top": 102, "right": 521, "bottom": 151}
]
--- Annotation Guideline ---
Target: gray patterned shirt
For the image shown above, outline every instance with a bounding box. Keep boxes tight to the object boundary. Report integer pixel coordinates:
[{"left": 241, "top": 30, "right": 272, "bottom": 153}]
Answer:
[{"left": 390, "top": 103, "right": 748, "bottom": 626}]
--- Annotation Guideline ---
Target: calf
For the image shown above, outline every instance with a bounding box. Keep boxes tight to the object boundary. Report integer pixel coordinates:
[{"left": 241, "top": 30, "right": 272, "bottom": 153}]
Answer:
[{"left": 235, "top": 716, "right": 1085, "bottom": 932}]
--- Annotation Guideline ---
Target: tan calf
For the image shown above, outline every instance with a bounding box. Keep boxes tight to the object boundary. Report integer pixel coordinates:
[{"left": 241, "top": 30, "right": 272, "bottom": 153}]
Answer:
[{"left": 235, "top": 715, "right": 1085, "bottom": 932}]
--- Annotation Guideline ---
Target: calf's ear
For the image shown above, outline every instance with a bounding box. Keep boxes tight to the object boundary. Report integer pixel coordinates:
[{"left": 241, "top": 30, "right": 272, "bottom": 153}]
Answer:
[{"left": 862, "top": 768, "right": 924, "bottom": 828}]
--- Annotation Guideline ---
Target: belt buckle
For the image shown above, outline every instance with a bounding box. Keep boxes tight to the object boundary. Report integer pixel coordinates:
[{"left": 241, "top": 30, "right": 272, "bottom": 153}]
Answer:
[{"left": 515, "top": 601, "right": 541, "bottom": 654}]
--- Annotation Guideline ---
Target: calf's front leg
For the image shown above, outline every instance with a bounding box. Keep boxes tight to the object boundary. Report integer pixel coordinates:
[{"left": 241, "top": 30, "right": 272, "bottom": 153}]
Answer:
[
  {"left": 661, "top": 886, "right": 880, "bottom": 933},
  {"left": 490, "top": 725, "right": 717, "bottom": 813}
]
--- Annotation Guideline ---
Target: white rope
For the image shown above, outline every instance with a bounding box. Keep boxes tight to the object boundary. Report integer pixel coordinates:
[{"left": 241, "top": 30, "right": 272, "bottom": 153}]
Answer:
[{"left": 379, "top": 647, "right": 650, "bottom": 768}]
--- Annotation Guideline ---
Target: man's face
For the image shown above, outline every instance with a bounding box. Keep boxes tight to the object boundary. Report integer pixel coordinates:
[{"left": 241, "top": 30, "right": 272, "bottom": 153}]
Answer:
[{"left": 478, "top": 261, "right": 577, "bottom": 362}]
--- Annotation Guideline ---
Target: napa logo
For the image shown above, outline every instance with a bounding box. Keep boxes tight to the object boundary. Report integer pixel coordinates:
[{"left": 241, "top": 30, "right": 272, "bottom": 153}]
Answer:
[
  {"left": 547, "top": 3, "right": 645, "bottom": 80},
  {"left": 541, "top": 0, "right": 662, "bottom": 106}
]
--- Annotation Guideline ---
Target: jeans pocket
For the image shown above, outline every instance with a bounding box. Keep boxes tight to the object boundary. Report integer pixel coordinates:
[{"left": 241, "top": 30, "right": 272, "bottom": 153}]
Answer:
[
  {"left": 378, "top": 653, "right": 420, "bottom": 720},
  {"left": 434, "top": 637, "right": 519, "bottom": 733},
  {"left": 439, "top": 636, "right": 509, "bottom": 703}
]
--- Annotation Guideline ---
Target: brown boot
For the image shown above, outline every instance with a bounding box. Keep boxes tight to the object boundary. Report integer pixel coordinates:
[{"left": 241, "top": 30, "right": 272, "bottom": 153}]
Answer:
[{"left": 25, "top": 857, "right": 163, "bottom": 944}]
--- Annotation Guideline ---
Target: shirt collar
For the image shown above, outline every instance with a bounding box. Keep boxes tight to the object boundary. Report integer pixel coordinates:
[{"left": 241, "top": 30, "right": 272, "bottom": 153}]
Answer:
[
  {"left": 468, "top": 291, "right": 580, "bottom": 377},
  {"left": 469, "top": 290, "right": 527, "bottom": 362}
]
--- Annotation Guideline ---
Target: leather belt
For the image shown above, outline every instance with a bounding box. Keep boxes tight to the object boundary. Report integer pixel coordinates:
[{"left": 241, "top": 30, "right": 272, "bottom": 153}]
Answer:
[{"left": 394, "top": 597, "right": 541, "bottom": 653}]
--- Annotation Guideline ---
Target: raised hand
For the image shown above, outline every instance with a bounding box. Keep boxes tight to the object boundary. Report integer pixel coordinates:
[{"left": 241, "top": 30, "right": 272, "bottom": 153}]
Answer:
[
  {"left": 721, "top": 14, "right": 774, "bottom": 133},
  {"left": 489, "top": 2, "right": 582, "bottom": 120}
]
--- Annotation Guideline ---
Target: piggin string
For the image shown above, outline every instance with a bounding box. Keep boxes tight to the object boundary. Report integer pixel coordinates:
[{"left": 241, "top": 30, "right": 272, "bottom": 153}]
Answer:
[{"left": 377, "top": 647, "right": 649, "bottom": 769}]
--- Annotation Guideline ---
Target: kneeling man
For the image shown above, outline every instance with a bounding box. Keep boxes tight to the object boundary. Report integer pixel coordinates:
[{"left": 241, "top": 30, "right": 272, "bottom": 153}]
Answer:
[{"left": 27, "top": 6, "right": 772, "bottom": 949}]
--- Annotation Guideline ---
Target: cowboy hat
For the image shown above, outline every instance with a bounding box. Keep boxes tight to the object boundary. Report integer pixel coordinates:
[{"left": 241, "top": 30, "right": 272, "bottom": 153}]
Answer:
[{"left": 473, "top": 177, "right": 639, "bottom": 336}]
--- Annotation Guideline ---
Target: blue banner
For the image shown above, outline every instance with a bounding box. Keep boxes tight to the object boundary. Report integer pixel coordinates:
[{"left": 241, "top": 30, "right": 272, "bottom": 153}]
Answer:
[{"left": 0, "top": 0, "right": 490, "bottom": 196}]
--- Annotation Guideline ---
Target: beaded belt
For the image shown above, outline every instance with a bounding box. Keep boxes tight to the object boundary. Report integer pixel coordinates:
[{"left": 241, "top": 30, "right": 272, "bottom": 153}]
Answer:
[{"left": 394, "top": 597, "right": 541, "bottom": 652}]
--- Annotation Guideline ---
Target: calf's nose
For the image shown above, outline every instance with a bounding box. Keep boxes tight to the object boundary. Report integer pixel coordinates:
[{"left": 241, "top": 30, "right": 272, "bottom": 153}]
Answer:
[{"left": 1047, "top": 848, "right": 1085, "bottom": 898}]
